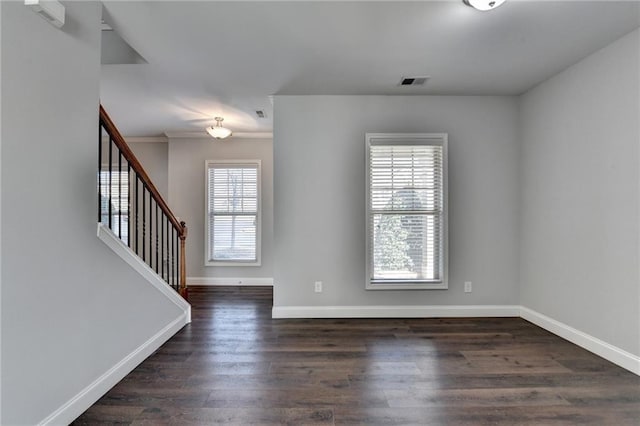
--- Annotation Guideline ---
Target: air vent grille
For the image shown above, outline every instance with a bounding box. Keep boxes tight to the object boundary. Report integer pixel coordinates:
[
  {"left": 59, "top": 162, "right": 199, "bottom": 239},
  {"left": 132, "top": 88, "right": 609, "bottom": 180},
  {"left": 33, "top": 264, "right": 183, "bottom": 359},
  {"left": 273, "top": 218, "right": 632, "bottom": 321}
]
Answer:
[{"left": 400, "top": 76, "right": 430, "bottom": 86}]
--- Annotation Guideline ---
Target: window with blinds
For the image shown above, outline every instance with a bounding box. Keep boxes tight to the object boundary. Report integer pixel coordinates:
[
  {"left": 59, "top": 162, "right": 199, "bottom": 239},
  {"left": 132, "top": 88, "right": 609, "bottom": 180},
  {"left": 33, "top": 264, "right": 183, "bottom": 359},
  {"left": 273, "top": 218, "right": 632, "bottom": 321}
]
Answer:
[
  {"left": 206, "top": 161, "right": 261, "bottom": 265},
  {"left": 366, "top": 134, "right": 448, "bottom": 290},
  {"left": 99, "top": 170, "right": 129, "bottom": 245}
]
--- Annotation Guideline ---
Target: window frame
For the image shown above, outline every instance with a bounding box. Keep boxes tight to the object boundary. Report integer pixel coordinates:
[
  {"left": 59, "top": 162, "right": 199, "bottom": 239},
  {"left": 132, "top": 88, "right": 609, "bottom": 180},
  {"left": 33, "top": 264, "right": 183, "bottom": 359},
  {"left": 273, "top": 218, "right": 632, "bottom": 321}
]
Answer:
[
  {"left": 205, "top": 160, "right": 262, "bottom": 267},
  {"left": 365, "top": 133, "right": 448, "bottom": 290}
]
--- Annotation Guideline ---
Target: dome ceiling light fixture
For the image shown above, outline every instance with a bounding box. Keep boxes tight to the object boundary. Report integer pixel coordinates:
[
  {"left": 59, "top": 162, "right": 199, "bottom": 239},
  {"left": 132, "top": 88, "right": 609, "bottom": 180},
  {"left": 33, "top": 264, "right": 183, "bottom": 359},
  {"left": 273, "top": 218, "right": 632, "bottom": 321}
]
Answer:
[
  {"left": 206, "top": 117, "right": 232, "bottom": 140},
  {"left": 463, "top": 0, "right": 506, "bottom": 11}
]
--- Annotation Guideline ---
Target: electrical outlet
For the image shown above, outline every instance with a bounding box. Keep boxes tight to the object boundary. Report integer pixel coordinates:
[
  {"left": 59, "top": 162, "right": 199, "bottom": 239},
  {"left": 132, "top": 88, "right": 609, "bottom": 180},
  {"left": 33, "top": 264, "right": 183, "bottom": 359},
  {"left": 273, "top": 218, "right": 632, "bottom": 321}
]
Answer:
[
  {"left": 314, "top": 281, "right": 323, "bottom": 293},
  {"left": 464, "top": 281, "right": 472, "bottom": 293}
]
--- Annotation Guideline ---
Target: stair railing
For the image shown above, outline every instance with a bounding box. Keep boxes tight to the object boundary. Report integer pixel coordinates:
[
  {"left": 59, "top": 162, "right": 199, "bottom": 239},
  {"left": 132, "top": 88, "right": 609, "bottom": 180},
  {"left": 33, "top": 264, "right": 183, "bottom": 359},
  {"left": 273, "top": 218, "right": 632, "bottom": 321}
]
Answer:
[{"left": 98, "top": 105, "right": 188, "bottom": 299}]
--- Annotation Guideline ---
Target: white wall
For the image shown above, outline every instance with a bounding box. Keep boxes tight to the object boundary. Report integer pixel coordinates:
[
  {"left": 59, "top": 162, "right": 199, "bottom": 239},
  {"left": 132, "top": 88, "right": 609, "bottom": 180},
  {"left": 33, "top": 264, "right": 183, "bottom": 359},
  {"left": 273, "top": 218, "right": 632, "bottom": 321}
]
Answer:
[
  {"left": 127, "top": 141, "right": 169, "bottom": 199},
  {"left": 1, "top": 3, "right": 186, "bottom": 424},
  {"left": 519, "top": 29, "right": 640, "bottom": 356},
  {"left": 273, "top": 96, "right": 520, "bottom": 308},
  {"left": 168, "top": 137, "right": 274, "bottom": 282}
]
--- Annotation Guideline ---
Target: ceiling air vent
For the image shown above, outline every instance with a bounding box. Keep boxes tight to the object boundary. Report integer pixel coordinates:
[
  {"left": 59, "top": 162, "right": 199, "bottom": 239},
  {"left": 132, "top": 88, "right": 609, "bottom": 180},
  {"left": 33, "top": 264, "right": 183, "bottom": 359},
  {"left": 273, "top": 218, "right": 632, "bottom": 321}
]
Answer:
[
  {"left": 255, "top": 110, "right": 266, "bottom": 118},
  {"left": 399, "top": 76, "right": 430, "bottom": 86}
]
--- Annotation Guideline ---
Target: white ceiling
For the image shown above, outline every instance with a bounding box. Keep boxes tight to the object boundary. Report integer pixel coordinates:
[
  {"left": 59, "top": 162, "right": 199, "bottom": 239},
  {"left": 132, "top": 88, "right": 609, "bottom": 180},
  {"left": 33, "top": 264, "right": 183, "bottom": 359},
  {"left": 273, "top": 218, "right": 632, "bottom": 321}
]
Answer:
[{"left": 100, "top": 0, "right": 640, "bottom": 137}]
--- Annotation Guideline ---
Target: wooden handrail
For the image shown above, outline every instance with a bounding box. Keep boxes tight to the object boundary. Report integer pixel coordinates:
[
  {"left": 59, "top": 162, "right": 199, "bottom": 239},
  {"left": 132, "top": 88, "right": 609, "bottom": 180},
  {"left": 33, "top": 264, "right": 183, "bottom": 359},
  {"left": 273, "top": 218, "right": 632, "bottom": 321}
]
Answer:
[
  {"left": 99, "top": 104, "right": 188, "bottom": 299},
  {"left": 99, "top": 105, "right": 185, "bottom": 237}
]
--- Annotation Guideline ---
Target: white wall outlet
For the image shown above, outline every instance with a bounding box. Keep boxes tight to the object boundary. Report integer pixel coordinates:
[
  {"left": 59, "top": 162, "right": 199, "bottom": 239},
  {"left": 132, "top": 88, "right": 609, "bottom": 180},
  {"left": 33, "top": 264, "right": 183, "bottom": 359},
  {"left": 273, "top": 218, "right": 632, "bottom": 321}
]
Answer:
[
  {"left": 314, "top": 281, "right": 323, "bottom": 293},
  {"left": 464, "top": 281, "right": 472, "bottom": 293}
]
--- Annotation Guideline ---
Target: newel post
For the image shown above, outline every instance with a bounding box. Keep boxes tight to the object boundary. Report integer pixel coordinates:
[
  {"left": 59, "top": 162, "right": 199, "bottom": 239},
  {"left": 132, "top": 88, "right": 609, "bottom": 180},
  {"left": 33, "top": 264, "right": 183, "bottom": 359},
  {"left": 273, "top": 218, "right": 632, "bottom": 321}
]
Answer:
[{"left": 179, "top": 221, "right": 188, "bottom": 300}]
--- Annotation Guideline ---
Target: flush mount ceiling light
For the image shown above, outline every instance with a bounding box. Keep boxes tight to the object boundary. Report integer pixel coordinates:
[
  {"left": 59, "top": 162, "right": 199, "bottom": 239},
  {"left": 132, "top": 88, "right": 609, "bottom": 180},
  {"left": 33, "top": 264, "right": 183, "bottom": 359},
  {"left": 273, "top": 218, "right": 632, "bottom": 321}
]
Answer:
[
  {"left": 206, "top": 117, "right": 232, "bottom": 140},
  {"left": 463, "top": 0, "right": 506, "bottom": 11}
]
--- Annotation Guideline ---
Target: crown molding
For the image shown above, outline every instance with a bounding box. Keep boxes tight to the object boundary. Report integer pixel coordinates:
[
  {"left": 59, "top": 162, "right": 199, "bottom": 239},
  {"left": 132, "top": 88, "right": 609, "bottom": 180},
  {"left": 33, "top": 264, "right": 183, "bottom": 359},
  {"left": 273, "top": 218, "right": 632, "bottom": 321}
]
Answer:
[
  {"left": 164, "top": 131, "right": 272, "bottom": 140},
  {"left": 228, "top": 132, "right": 273, "bottom": 139},
  {"left": 124, "top": 136, "right": 168, "bottom": 144}
]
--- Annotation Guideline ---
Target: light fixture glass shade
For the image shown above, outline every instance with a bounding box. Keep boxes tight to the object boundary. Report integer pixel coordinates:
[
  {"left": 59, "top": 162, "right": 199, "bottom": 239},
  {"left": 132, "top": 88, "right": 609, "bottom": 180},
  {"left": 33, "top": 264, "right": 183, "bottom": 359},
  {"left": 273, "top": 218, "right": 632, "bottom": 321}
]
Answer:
[
  {"left": 206, "top": 117, "right": 232, "bottom": 139},
  {"left": 463, "top": 0, "right": 506, "bottom": 11}
]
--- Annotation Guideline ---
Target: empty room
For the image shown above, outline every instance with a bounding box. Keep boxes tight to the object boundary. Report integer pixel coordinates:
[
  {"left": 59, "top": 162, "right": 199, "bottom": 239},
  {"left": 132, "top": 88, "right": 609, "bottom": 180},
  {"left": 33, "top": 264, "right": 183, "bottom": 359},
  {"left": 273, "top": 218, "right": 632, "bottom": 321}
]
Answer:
[{"left": 1, "top": 0, "right": 639, "bottom": 425}]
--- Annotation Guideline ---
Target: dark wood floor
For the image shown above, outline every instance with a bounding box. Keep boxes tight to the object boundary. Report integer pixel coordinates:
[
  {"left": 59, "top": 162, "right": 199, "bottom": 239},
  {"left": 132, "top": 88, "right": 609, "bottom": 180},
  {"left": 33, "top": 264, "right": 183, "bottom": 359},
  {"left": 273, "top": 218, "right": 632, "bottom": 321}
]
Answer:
[{"left": 73, "top": 286, "right": 640, "bottom": 425}]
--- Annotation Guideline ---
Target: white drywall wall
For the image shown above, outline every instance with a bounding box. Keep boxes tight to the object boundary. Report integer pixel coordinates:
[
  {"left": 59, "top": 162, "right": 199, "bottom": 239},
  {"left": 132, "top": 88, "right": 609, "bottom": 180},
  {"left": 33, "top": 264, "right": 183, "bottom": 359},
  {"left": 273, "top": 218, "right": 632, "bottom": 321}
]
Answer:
[
  {"left": 127, "top": 141, "right": 169, "bottom": 200},
  {"left": 519, "top": 29, "right": 640, "bottom": 356},
  {"left": 1, "top": 3, "right": 187, "bottom": 424},
  {"left": 273, "top": 96, "right": 520, "bottom": 307},
  {"left": 168, "top": 137, "right": 274, "bottom": 281}
]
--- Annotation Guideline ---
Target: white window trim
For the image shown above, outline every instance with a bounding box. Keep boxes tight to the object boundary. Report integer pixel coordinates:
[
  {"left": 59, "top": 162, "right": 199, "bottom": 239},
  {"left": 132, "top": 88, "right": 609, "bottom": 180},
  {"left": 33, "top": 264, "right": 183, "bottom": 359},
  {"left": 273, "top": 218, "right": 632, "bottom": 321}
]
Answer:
[
  {"left": 365, "top": 133, "right": 448, "bottom": 290},
  {"left": 205, "top": 160, "right": 262, "bottom": 267}
]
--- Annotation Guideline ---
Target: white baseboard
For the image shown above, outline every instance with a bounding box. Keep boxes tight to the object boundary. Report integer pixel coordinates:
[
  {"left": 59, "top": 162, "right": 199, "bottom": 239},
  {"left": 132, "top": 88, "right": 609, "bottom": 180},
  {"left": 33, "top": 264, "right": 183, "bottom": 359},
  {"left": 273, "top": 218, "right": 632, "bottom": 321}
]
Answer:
[
  {"left": 272, "top": 304, "right": 639, "bottom": 376},
  {"left": 38, "top": 313, "right": 189, "bottom": 426},
  {"left": 188, "top": 276, "right": 273, "bottom": 286},
  {"left": 520, "top": 306, "right": 640, "bottom": 376},
  {"left": 272, "top": 305, "right": 520, "bottom": 319},
  {"left": 98, "top": 224, "right": 191, "bottom": 320}
]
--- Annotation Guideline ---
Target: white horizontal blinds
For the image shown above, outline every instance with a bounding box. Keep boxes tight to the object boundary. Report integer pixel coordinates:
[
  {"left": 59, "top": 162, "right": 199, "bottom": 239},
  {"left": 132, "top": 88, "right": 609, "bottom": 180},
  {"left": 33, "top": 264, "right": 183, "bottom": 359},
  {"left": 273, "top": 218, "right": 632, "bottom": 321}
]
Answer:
[
  {"left": 99, "top": 170, "right": 129, "bottom": 244},
  {"left": 208, "top": 164, "right": 258, "bottom": 262},
  {"left": 369, "top": 142, "right": 443, "bottom": 282}
]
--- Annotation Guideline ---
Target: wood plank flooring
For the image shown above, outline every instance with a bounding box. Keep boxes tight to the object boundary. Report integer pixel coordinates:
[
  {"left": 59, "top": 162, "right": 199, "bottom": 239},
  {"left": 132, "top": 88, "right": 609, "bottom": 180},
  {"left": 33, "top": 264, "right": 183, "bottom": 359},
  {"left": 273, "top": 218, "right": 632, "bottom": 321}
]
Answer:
[{"left": 73, "top": 286, "right": 640, "bottom": 425}]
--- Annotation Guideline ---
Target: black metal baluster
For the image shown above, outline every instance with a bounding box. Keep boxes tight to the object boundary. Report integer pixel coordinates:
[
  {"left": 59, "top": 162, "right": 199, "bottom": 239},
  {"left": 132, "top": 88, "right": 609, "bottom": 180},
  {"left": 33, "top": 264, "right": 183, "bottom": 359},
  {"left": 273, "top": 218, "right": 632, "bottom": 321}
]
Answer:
[
  {"left": 98, "top": 124, "right": 102, "bottom": 223},
  {"left": 127, "top": 162, "right": 131, "bottom": 248},
  {"left": 171, "top": 228, "right": 177, "bottom": 287},
  {"left": 176, "top": 229, "right": 180, "bottom": 290},
  {"left": 118, "top": 150, "right": 122, "bottom": 239},
  {"left": 108, "top": 136, "right": 113, "bottom": 230},
  {"left": 135, "top": 174, "right": 139, "bottom": 255},
  {"left": 149, "top": 197, "right": 153, "bottom": 270},
  {"left": 155, "top": 202, "right": 159, "bottom": 273},
  {"left": 142, "top": 185, "right": 146, "bottom": 263},
  {"left": 161, "top": 214, "right": 165, "bottom": 281},
  {"left": 148, "top": 190, "right": 152, "bottom": 269},
  {"left": 175, "top": 227, "right": 179, "bottom": 291}
]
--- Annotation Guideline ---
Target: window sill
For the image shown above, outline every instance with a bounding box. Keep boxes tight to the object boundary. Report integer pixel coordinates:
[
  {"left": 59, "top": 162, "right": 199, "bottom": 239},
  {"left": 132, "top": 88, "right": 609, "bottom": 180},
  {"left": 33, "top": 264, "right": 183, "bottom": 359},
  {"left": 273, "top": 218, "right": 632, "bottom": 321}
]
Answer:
[
  {"left": 366, "top": 280, "right": 448, "bottom": 290},
  {"left": 206, "top": 261, "right": 262, "bottom": 267}
]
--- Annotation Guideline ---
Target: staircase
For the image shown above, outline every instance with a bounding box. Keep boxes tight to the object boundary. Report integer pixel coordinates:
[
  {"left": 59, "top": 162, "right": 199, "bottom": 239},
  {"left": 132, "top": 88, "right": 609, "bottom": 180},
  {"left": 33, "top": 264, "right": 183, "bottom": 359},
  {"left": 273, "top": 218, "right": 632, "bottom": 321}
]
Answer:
[{"left": 98, "top": 105, "right": 189, "bottom": 299}]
